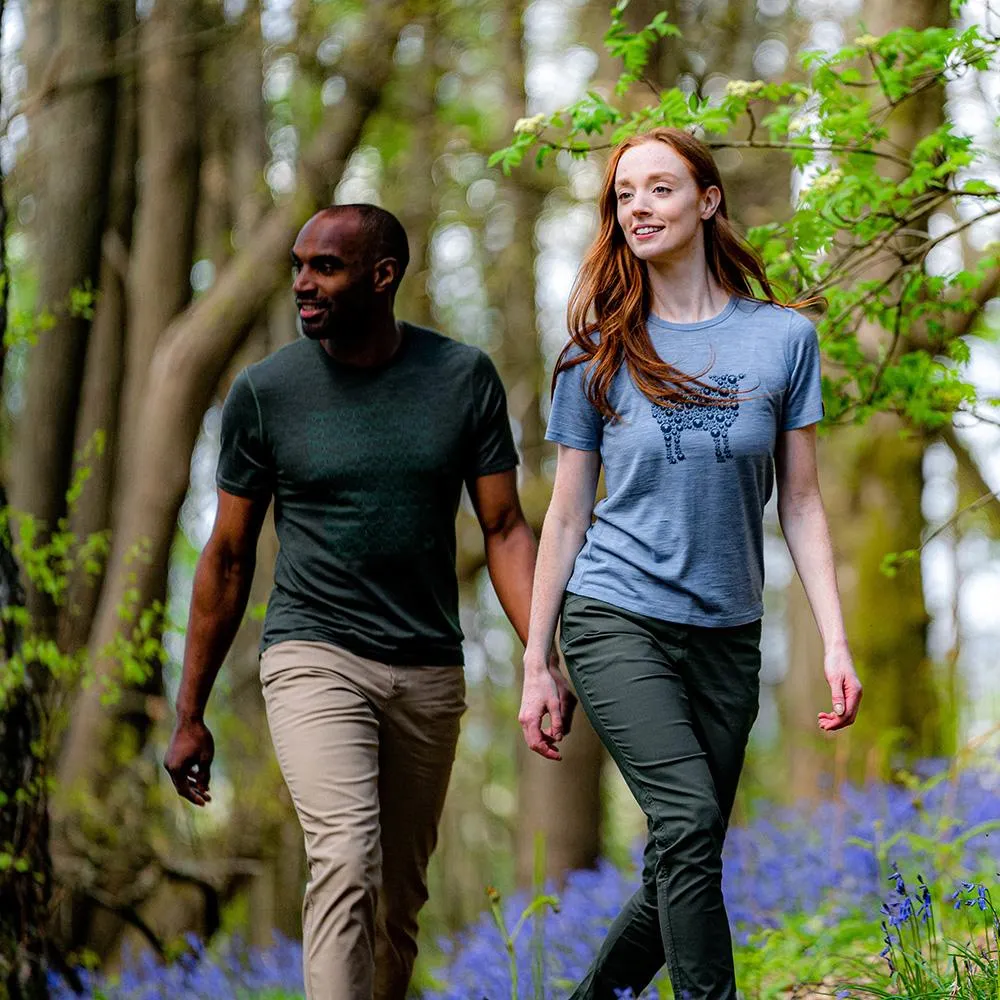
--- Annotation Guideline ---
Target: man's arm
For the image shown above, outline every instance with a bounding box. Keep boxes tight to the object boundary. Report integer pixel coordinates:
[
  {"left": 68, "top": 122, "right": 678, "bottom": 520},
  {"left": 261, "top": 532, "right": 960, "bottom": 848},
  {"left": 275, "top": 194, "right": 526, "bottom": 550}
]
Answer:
[
  {"left": 467, "top": 469, "right": 576, "bottom": 752},
  {"left": 164, "top": 488, "right": 269, "bottom": 805},
  {"left": 467, "top": 470, "right": 536, "bottom": 643}
]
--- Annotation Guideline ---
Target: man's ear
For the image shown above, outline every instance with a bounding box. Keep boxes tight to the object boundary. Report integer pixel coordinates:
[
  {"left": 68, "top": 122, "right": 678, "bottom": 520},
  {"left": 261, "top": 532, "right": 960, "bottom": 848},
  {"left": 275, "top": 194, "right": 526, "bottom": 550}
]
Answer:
[{"left": 373, "top": 257, "right": 399, "bottom": 294}]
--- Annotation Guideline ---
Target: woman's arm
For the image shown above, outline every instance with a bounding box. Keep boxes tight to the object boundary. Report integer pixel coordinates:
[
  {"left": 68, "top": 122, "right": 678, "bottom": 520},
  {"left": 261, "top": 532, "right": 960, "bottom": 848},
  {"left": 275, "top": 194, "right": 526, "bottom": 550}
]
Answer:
[
  {"left": 519, "top": 444, "right": 601, "bottom": 760},
  {"left": 776, "top": 426, "right": 863, "bottom": 731}
]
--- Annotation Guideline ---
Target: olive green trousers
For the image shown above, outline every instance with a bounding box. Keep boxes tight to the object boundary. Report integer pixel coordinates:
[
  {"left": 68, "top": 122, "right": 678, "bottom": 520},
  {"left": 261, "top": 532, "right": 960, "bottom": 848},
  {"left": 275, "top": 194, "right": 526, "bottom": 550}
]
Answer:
[{"left": 560, "top": 593, "right": 762, "bottom": 1000}]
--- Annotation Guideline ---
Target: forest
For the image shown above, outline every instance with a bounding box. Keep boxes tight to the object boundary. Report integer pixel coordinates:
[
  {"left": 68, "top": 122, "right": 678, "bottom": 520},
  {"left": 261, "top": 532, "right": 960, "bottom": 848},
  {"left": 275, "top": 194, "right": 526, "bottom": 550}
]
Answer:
[{"left": 0, "top": 0, "right": 998, "bottom": 997}]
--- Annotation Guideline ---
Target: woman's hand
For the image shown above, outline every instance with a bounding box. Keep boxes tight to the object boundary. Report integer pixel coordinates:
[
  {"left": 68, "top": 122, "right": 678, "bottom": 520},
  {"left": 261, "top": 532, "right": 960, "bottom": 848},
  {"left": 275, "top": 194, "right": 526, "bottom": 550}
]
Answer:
[
  {"left": 818, "top": 643, "right": 862, "bottom": 731},
  {"left": 519, "top": 649, "right": 576, "bottom": 761}
]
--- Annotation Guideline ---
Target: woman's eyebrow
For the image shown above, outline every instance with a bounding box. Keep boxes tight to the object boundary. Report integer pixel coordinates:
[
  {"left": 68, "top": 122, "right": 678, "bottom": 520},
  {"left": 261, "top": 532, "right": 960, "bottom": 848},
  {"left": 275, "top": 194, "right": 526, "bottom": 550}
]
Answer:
[{"left": 614, "top": 171, "right": 681, "bottom": 189}]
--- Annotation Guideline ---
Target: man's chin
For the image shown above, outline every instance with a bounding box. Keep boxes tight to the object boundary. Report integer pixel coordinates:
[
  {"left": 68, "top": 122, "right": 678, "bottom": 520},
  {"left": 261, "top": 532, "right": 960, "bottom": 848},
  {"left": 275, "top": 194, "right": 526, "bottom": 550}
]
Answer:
[{"left": 299, "top": 319, "right": 336, "bottom": 341}]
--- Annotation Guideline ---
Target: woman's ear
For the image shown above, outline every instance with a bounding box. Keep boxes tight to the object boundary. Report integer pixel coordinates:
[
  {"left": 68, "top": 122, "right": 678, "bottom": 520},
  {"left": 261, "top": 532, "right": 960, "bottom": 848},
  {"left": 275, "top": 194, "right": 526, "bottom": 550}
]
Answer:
[{"left": 701, "top": 185, "right": 722, "bottom": 221}]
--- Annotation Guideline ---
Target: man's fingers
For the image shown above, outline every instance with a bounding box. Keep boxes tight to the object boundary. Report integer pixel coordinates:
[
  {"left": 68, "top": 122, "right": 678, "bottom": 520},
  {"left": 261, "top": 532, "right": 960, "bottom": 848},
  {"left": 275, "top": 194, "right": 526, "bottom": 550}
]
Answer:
[
  {"left": 166, "top": 758, "right": 212, "bottom": 807},
  {"left": 171, "top": 766, "right": 206, "bottom": 806},
  {"left": 197, "top": 756, "right": 212, "bottom": 793}
]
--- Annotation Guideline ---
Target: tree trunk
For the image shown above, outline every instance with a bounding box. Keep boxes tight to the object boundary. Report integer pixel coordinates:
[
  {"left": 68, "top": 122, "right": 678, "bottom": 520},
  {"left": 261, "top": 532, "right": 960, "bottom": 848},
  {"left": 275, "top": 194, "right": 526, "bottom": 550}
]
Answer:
[
  {"left": 0, "top": 55, "right": 53, "bottom": 984},
  {"left": 115, "top": 0, "right": 202, "bottom": 515},
  {"left": 388, "top": 14, "right": 436, "bottom": 332},
  {"left": 840, "top": 424, "right": 940, "bottom": 764},
  {"left": 3, "top": 1, "right": 118, "bottom": 989},
  {"left": 60, "top": 2, "right": 138, "bottom": 656},
  {"left": 10, "top": 0, "right": 118, "bottom": 632}
]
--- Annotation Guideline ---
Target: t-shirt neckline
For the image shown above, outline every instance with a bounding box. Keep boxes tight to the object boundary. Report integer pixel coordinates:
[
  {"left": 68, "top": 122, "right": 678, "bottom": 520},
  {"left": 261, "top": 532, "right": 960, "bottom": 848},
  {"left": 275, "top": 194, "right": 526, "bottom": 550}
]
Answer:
[
  {"left": 647, "top": 295, "right": 739, "bottom": 332},
  {"left": 313, "top": 320, "right": 414, "bottom": 375}
]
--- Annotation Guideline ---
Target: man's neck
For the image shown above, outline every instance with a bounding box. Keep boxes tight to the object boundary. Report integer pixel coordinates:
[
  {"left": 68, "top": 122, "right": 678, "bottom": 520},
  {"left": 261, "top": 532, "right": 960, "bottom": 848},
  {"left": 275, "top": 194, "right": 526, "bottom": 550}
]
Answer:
[{"left": 320, "top": 312, "right": 404, "bottom": 367}]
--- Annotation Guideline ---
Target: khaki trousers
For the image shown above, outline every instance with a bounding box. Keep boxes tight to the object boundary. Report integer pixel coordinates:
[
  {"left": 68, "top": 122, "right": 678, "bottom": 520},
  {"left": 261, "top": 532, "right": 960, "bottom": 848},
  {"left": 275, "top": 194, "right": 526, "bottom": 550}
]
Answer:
[{"left": 260, "top": 640, "right": 466, "bottom": 1000}]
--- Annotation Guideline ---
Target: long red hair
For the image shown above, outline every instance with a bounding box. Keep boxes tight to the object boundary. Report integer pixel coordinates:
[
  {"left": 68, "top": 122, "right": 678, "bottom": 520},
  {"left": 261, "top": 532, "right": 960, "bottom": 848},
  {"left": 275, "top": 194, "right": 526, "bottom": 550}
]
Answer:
[{"left": 557, "top": 127, "right": 788, "bottom": 419}]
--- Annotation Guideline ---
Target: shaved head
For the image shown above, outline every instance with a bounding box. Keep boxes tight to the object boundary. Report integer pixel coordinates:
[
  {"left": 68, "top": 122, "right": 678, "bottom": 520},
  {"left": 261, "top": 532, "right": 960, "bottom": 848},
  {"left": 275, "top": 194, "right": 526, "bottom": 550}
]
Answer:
[{"left": 313, "top": 204, "right": 410, "bottom": 291}]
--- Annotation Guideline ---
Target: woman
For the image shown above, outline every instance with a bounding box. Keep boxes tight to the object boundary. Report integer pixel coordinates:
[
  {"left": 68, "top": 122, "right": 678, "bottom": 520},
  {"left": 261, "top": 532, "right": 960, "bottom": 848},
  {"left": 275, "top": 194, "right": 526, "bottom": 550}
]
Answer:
[{"left": 519, "top": 127, "right": 862, "bottom": 999}]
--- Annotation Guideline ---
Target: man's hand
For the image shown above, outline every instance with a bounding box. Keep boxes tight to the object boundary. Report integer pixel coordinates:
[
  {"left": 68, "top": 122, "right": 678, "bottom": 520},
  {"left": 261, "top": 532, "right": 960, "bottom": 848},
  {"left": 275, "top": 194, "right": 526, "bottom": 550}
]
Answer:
[
  {"left": 164, "top": 717, "right": 215, "bottom": 806},
  {"left": 519, "top": 651, "right": 574, "bottom": 761},
  {"left": 818, "top": 644, "right": 863, "bottom": 732}
]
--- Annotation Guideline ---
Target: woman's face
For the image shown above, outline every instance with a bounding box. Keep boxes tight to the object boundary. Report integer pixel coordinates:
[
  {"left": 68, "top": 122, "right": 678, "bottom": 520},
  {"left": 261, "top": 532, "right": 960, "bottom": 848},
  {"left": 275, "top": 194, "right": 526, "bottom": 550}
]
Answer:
[{"left": 613, "top": 141, "right": 720, "bottom": 265}]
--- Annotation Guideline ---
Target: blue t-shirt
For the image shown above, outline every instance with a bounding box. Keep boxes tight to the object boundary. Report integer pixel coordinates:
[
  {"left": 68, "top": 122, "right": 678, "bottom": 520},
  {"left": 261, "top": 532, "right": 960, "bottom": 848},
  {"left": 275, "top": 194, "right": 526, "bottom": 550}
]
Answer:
[{"left": 546, "top": 296, "right": 824, "bottom": 627}]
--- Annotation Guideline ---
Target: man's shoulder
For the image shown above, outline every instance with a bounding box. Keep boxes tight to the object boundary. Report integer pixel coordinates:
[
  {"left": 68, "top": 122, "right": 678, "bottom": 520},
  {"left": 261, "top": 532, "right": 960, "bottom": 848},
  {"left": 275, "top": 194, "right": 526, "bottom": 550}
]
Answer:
[
  {"left": 405, "top": 322, "right": 489, "bottom": 370},
  {"left": 244, "top": 338, "right": 316, "bottom": 388}
]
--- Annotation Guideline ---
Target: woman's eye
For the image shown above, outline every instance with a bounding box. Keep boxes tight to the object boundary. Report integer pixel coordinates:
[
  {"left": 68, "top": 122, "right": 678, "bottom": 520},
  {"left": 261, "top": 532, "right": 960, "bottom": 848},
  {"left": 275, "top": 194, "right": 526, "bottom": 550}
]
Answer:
[
  {"left": 617, "top": 191, "right": 631, "bottom": 201},
  {"left": 654, "top": 185, "right": 672, "bottom": 194}
]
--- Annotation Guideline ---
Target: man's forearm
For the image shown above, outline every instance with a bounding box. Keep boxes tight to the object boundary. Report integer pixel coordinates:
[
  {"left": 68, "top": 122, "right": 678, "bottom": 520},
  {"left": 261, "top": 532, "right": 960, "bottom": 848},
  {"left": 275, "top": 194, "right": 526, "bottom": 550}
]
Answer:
[
  {"left": 484, "top": 518, "right": 538, "bottom": 646},
  {"left": 175, "top": 544, "right": 256, "bottom": 721}
]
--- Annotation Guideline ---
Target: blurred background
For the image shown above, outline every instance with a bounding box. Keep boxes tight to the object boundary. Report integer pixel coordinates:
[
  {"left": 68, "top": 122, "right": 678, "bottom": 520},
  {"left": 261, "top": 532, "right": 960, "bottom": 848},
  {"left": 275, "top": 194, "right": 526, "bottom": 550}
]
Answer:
[{"left": 0, "top": 0, "right": 998, "bottom": 990}]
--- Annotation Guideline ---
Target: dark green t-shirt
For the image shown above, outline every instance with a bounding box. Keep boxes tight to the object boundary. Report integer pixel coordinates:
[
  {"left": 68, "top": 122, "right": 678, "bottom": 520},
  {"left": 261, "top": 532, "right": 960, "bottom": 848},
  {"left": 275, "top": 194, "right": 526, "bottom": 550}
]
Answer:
[{"left": 216, "top": 323, "right": 518, "bottom": 665}]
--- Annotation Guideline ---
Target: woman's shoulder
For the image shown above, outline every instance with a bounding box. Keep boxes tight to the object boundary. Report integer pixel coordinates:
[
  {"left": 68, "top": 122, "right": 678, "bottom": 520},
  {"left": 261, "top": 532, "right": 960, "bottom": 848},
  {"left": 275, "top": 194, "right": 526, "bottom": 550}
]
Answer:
[{"left": 732, "top": 297, "right": 817, "bottom": 338}]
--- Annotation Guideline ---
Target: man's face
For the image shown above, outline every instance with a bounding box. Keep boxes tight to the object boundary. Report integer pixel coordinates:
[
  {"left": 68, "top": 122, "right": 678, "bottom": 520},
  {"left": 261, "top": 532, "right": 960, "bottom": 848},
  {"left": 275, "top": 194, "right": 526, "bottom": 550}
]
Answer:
[{"left": 291, "top": 213, "right": 375, "bottom": 340}]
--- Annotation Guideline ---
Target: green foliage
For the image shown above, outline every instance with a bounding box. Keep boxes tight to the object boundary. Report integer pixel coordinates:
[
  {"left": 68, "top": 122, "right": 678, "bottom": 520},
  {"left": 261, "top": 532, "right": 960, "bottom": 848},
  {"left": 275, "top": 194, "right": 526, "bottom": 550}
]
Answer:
[
  {"left": 3, "top": 280, "right": 98, "bottom": 350},
  {"left": 0, "top": 451, "right": 180, "bottom": 961},
  {"left": 486, "top": 881, "right": 561, "bottom": 1000},
  {"left": 604, "top": 1, "right": 680, "bottom": 96},
  {"left": 493, "top": 6, "right": 1000, "bottom": 438}
]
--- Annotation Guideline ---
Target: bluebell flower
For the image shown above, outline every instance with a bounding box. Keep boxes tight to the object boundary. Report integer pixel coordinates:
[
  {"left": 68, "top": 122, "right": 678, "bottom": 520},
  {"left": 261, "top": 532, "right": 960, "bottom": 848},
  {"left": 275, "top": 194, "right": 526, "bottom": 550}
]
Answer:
[
  {"left": 916, "top": 875, "right": 932, "bottom": 923},
  {"left": 888, "top": 861, "right": 906, "bottom": 897}
]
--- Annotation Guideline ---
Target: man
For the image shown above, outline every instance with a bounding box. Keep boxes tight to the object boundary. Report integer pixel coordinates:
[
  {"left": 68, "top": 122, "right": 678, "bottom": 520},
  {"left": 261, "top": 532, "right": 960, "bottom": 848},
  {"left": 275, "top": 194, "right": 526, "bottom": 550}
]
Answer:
[{"left": 164, "top": 204, "right": 574, "bottom": 1000}]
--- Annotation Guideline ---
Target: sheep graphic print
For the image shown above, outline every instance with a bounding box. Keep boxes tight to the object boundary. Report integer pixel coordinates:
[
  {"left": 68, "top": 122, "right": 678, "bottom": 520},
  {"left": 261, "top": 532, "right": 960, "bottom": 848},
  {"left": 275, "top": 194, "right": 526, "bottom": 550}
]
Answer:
[{"left": 650, "top": 373, "right": 746, "bottom": 464}]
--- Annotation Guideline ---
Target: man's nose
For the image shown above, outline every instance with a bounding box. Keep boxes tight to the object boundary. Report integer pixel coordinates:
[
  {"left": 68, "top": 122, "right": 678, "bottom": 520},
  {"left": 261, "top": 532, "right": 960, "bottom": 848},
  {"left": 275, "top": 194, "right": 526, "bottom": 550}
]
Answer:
[{"left": 292, "top": 268, "right": 313, "bottom": 294}]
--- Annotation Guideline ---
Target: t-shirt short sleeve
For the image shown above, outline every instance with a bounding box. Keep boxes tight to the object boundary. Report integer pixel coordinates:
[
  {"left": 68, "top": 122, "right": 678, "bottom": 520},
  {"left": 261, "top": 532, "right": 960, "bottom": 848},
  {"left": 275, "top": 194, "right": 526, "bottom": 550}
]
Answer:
[
  {"left": 546, "top": 354, "right": 603, "bottom": 451},
  {"left": 467, "top": 351, "right": 519, "bottom": 480},
  {"left": 782, "top": 312, "right": 825, "bottom": 431},
  {"left": 216, "top": 369, "right": 274, "bottom": 497}
]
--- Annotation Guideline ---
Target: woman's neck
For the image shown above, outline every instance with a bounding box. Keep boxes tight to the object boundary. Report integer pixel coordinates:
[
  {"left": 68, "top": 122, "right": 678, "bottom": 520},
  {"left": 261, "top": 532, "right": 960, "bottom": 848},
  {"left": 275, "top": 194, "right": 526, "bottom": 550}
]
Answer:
[{"left": 646, "top": 255, "right": 730, "bottom": 325}]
